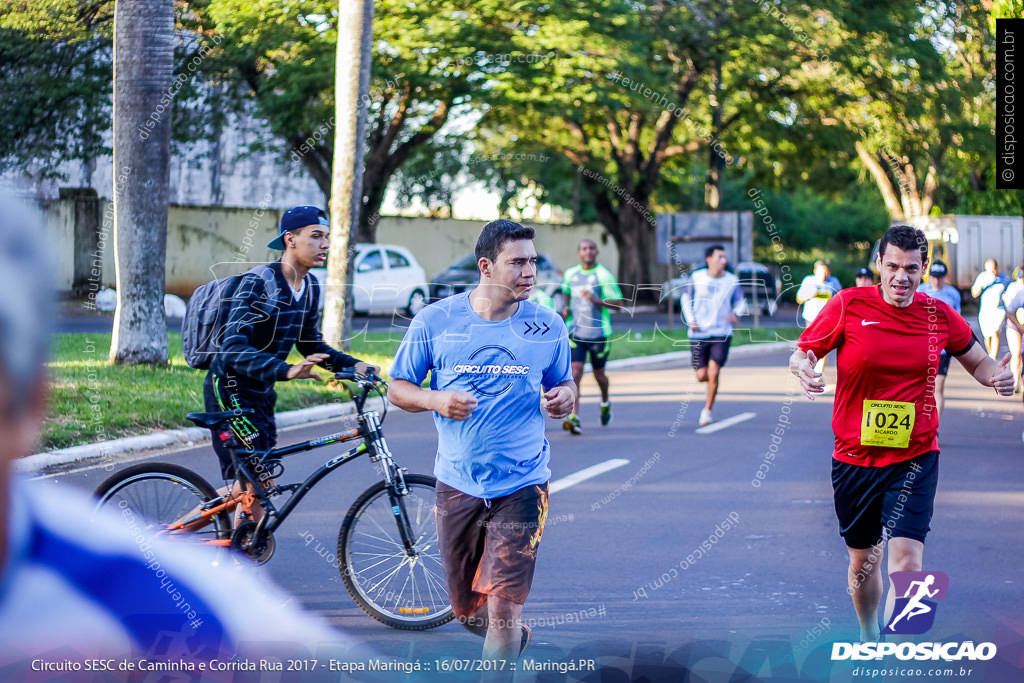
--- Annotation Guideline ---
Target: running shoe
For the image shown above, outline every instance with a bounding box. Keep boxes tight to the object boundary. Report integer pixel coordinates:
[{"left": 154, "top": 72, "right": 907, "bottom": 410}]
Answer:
[
  {"left": 461, "top": 618, "right": 531, "bottom": 656},
  {"left": 600, "top": 402, "right": 611, "bottom": 426},
  {"left": 562, "top": 414, "right": 582, "bottom": 435},
  {"left": 520, "top": 624, "right": 532, "bottom": 657},
  {"left": 698, "top": 408, "right": 713, "bottom": 426}
]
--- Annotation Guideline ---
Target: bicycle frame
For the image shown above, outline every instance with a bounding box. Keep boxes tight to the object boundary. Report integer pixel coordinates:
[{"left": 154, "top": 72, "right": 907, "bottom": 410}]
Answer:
[{"left": 169, "top": 378, "right": 415, "bottom": 553}]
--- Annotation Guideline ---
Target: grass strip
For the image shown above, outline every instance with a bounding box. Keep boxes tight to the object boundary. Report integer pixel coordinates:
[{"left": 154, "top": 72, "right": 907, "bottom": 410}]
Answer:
[{"left": 43, "top": 325, "right": 800, "bottom": 450}]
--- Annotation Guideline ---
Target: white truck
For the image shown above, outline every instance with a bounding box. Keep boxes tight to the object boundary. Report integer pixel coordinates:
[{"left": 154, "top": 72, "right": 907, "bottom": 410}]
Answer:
[{"left": 891, "top": 215, "right": 1024, "bottom": 289}]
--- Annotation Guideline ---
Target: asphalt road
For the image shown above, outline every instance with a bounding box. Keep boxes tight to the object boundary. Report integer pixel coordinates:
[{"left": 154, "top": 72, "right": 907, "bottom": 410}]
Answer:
[{"left": 38, "top": 349, "right": 1024, "bottom": 682}]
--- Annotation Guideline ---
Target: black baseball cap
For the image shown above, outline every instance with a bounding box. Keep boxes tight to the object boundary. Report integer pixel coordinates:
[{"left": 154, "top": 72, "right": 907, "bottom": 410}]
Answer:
[
  {"left": 929, "top": 261, "right": 948, "bottom": 277},
  {"left": 855, "top": 267, "right": 872, "bottom": 278},
  {"left": 267, "top": 206, "right": 329, "bottom": 250}
]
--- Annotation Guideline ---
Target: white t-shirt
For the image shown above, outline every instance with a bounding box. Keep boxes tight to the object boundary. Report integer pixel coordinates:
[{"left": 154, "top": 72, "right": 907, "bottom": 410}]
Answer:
[
  {"left": 681, "top": 269, "right": 746, "bottom": 338},
  {"left": 797, "top": 275, "right": 842, "bottom": 322}
]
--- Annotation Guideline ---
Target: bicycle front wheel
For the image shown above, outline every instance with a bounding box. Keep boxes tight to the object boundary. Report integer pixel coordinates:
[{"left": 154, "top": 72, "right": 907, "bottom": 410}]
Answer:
[
  {"left": 337, "top": 474, "right": 454, "bottom": 630},
  {"left": 93, "top": 462, "right": 232, "bottom": 542}
]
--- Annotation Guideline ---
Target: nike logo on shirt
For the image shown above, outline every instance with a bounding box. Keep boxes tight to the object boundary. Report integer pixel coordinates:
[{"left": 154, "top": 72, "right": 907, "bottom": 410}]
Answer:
[{"left": 861, "top": 320, "right": 881, "bottom": 326}]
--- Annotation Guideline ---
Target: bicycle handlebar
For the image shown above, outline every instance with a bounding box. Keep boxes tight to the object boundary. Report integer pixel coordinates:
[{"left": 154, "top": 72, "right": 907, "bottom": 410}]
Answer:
[
  {"left": 333, "top": 371, "right": 388, "bottom": 420},
  {"left": 333, "top": 370, "right": 382, "bottom": 386}
]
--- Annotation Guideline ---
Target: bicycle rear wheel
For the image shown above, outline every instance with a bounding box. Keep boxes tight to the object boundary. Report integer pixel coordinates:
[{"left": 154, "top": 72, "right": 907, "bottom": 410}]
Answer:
[
  {"left": 93, "top": 463, "right": 231, "bottom": 542},
  {"left": 337, "top": 474, "right": 454, "bottom": 630}
]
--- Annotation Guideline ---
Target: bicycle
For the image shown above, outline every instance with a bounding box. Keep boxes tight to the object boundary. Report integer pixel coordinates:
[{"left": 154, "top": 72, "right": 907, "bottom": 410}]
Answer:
[{"left": 93, "top": 371, "right": 454, "bottom": 631}]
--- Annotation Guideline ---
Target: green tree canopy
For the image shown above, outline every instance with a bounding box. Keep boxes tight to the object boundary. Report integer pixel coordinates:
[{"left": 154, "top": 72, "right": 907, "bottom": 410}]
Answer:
[{"left": 0, "top": 1, "right": 112, "bottom": 178}]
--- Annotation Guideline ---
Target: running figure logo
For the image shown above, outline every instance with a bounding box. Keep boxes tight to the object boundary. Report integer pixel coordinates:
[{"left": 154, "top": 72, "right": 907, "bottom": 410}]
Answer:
[{"left": 883, "top": 571, "right": 949, "bottom": 635}]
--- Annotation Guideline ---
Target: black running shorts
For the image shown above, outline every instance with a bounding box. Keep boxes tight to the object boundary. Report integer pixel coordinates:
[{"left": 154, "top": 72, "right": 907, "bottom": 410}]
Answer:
[
  {"left": 831, "top": 451, "right": 939, "bottom": 549},
  {"left": 690, "top": 336, "right": 732, "bottom": 370},
  {"left": 569, "top": 336, "right": 611, "bottom": 370}
]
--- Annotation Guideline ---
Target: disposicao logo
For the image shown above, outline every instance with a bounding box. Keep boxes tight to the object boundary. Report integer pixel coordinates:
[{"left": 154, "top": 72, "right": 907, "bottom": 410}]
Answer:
[
  {"left": 831, "top": 570, "right": 997, "bottom": 662},
  {"left": 883, "top": 571, "right": 948, "bottom": 635}
]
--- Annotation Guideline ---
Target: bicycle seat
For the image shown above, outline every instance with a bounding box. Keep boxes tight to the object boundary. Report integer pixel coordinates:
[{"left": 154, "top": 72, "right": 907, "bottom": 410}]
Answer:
[{"left": 186, "top": 409, "right": 255, "bottom": 430}]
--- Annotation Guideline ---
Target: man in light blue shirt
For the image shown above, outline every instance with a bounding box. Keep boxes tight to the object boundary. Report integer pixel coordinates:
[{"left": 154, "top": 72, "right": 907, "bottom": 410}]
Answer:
[{"left": 389, "top": 219, "right": 575, "bottom": 673}]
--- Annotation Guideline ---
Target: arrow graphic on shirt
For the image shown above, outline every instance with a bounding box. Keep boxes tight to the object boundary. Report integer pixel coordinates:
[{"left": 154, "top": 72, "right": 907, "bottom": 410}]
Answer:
[{"left": 524, "top": 322, "right": 550, "bottom": 335}]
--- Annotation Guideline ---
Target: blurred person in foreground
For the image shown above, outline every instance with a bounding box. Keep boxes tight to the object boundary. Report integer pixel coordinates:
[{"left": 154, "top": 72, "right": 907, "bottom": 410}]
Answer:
[{"left": 0, "top": 195, "right": 354, "bottom": 668}]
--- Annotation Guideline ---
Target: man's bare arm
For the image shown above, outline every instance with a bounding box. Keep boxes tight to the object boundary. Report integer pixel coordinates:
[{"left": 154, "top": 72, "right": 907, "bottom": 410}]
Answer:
[
  {"left": 954, "top": 344, "right": 1014, "bottom": 394},
  {"left": 388, "top": 378, "right": 479, "bottom": 420}
]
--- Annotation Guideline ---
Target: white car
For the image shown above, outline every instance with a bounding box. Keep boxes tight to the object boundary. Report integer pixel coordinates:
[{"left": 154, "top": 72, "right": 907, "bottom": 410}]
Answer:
[{"left": 310, "top": 243, "right": 428, "bottom": 316}]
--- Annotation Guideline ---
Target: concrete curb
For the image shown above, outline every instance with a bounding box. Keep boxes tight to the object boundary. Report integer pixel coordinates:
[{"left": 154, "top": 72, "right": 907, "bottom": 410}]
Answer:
[
  {"left": 21, "top": 341, "right": 794, "bottom": 474},
  {"left": 599, "top": 339, "right": 794, "bottom": 371},
  {"left": 17, "top": 398, "right": 384, "bottom": 474}
]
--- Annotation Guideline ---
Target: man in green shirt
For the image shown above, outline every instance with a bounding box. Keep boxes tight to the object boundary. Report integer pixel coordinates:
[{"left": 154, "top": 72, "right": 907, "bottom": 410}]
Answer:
[{"left": 560, "top": 239, "right": 624, "bottom": 434}]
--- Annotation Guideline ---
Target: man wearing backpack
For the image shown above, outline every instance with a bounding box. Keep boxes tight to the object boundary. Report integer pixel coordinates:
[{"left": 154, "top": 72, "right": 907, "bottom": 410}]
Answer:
[{"left": 203, "top": 206, "right": 375, "bottom": 522}]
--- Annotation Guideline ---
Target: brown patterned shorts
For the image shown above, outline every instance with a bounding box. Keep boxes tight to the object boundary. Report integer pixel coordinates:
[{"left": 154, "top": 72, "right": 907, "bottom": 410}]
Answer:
[{"left": 435, "top": 481, "right": 549, "bottom": 619}]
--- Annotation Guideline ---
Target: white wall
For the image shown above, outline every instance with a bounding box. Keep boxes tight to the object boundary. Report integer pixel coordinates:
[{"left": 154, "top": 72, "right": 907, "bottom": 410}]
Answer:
[{"left": 43, "top": 199, "right": 620, "bottom": 297}]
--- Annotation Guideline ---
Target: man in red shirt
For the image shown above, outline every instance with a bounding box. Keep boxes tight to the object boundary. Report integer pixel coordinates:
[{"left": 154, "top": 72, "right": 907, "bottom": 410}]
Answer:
[{"left": 789, "top": 225, "right": 1014, "bottom": 642}]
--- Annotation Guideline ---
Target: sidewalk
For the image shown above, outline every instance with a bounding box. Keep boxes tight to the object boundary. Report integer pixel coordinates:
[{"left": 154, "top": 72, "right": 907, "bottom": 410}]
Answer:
[{"left": 19, "top": 340, "right": 793, "bottom": 473}]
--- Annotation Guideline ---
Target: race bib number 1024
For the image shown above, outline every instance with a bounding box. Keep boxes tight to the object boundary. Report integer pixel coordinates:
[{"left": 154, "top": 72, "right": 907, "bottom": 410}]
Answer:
[{"left": 860, "top": 400, "right": 915, "bottom": 448}]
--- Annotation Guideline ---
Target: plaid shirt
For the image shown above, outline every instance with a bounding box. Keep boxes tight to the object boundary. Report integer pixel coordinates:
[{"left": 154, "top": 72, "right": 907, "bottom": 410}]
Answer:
[{"left": 210, "top": 261, "right": 358, "bottom": 393}]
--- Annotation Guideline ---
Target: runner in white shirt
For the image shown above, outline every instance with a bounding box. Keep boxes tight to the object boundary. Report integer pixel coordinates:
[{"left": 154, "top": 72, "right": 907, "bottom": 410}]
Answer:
[
  {"left": 971, "top": 259, "right": 1011, "bottom": 359},
  {"left": 681, "top": 245, "right": 746, "bottom": 426},
  {"left": 1002, "top": 266, "right": 1024, "bottom": 390}
]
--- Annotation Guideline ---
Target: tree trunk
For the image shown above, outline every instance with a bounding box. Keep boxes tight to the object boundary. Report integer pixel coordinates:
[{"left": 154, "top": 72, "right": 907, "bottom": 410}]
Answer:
[
  {"left": 855, "top": 140, "right": 906, "bottom": 220},
  {"left": 614, "top": 206, "right": 657, "bottom": 299},
  {"left": 323, "top": 0, "right": 373, "bottom": 347},
  {"left": 110, "top": 0, "right": 173, "bottom": 365},
  {"left": 705, "top": 61, "right": 724, "bottom": 210},
  {"left": 357, "top": 96, "right": 452, "bottom": 243},
  {"left": 576, "top": 168, "right": 656, "bottom": 298},
  {"left": 291, "top": 136, "right": 332, "bottom": 200},
  {"left": 344, "top": 0, "right": 375, "bottom": 348},
  {"left": 357, "top": 165, "right": 388, "bottom": 243},
  {"left": 856, "top": 136, "right": 946, "bottom": 221}
]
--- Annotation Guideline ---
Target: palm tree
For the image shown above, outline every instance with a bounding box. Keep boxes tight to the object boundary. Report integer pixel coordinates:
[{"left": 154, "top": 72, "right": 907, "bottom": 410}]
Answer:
[
  {"left": 109, "top": 0, "right": 174, "bottom": 364},
  {"left": 323, "top": 0, "right": 374, "bottom": 348}
]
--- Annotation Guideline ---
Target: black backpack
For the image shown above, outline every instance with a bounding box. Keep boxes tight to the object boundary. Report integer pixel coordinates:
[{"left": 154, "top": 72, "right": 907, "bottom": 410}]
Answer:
[{"left": 182, "top": 264, "right": 279, "bottom": 369}]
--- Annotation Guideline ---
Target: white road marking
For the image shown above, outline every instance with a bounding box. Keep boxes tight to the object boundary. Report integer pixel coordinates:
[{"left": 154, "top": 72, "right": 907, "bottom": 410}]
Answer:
[
  {"left": 549, "top": 458, "right": 630, "bottom": 494},
  {"left": 696, "top": 411, "right": 757, "bottom": 434}
]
